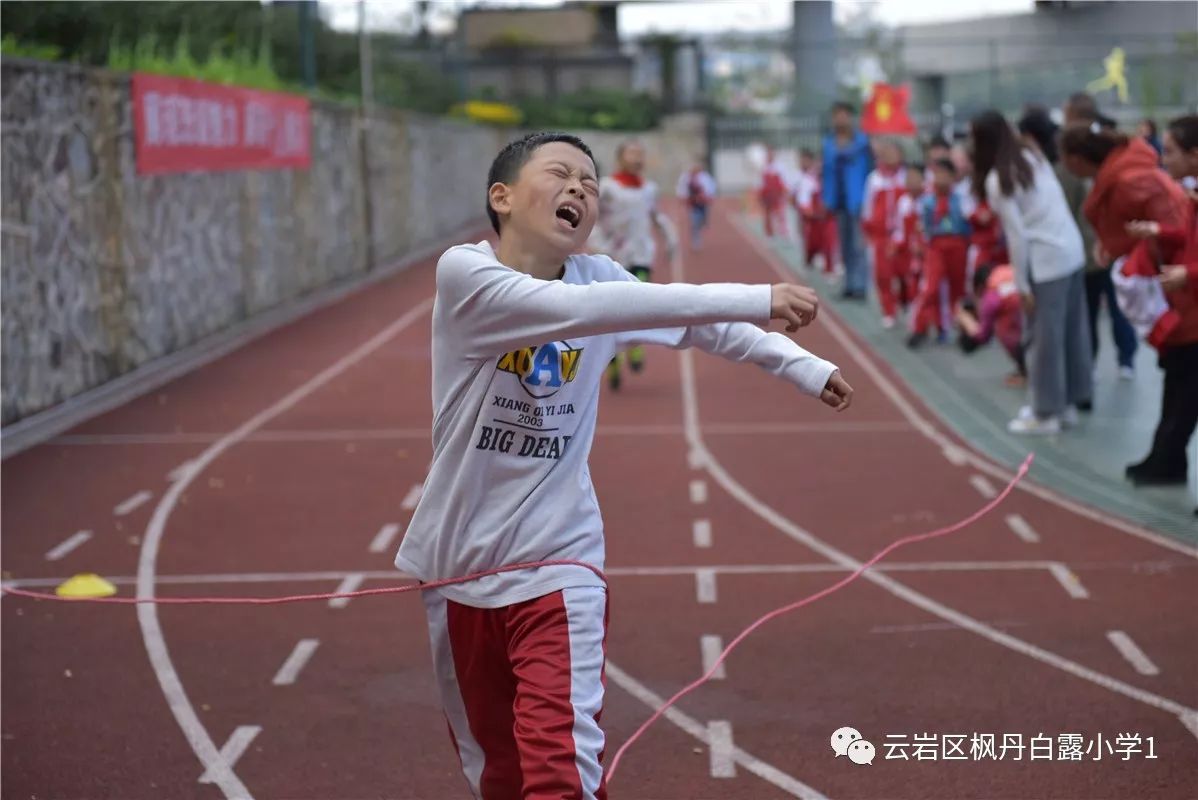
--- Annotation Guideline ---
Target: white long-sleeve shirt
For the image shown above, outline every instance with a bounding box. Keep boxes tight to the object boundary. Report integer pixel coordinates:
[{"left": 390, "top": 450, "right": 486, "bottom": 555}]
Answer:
[
  {"left": 985, "top": 151, "right": 1084, "bottom": 293},
  {"left": 395, "top": 241, "right": 838, "bottom": 608}
]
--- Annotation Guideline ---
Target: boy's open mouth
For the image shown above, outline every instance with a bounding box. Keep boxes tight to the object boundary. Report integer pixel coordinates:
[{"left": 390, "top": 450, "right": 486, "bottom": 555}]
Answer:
[{"left": 555, "top": 201, "right": 582, "bottom": 230}]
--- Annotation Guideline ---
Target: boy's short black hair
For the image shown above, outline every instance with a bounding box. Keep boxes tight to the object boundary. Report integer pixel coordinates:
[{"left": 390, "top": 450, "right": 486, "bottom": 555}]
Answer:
[
  {"left": 927, "top": 135, "right": 951, "bottom": 151},
  {"left": 831, "top": 101, "right": 856, "bottom": 115},
  {"left": 932, "top": 157, "right": 957, "bottom": 176},
  {"left": 486, "top": 132, "right": 596, "bottom": 234},
  {"left": 907, "top": 161, "right": 926, "bottom": 175}
]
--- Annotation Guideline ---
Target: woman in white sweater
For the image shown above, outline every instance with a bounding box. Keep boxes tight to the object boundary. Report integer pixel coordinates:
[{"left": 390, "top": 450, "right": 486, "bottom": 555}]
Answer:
[{"left": 970, "top": 110, "right": 1093, "bottom": 435}]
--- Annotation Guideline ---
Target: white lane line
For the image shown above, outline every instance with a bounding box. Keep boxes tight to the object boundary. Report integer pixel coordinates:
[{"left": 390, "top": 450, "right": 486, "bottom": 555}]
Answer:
[
  {"left": 1106, "top": 631, "right": 1160, "bottom": 676},
  {"left": 400, "top": 484, "right": 423, "bottom": 510},
  {"left": 198, "top": 726, "right": 261, "bottom": 785},
  {"left": 674, "top": 245, "right": 1198, "bottom": 741},
  {"left": 1180, "top": 711, "right": 1198, "bottom": 743},
  {"left": 692, "top": 519, "right": 713, "bottom": 548},
  {"left": 368, "top": 522, "right": 402, "bottom": 554},
  {"left": 708, "top": 721, "right": 737, "bottom": 778},
  {"left": 731, "top": 211, "right": 1198, "bottom": 560},
  {"left": 114, "top": 490, "right": 153, "bottom": 516},
  {"left": 1005, "top": 514, "right": 1041, "bottom": 543},
  {"left": 701, "top": 635, "right": 726, "bottom": 679},
  {"left": 168, "top": 461, "right": 197, "bottom": 482},
  {"left": 605, "top": 661, "right": 826, "bottom": 799},
  {"left": 695, "top": 569, "right": 717, "bottom": 603},
  {"left": 44, "top": 530, "right": 93, "bottom": 561},
  {"left": 942, "top": 445, "right": 969, "bottom": 466},
  {"left": 870, "top": 620, "right": 1027, "bottom": 634},
  {"left": 1048, "top": 562, "right": 1090, "bottom": 599},
  {"left": 689, "top": 479, "right": 707, "bottom": 504},
  {"left": 969, "top": 475, "right": 998, "bottom": 500},
  {"left": 272, "top": 639, "right": 320, "bottom": 686},
  {"left": 328, "top": 574, "right": 365, "bottom": 609},
  {"left": 135, "top": 296, "right": 434, "bottom": 799},
  {"left": 687, "top": 448, "right": 705, "bottom": 470}
]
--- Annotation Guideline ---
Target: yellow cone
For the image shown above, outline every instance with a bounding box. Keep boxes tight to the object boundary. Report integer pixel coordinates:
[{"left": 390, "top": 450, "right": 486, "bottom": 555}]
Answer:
[{"left": 56, "top": 574, "right": 117, "bottom": 599}]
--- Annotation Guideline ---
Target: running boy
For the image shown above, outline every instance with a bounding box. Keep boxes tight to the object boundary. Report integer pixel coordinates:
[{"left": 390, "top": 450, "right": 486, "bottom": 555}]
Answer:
[
  {"left": 676, "top": 156, "right": 717, "bottom": 250},
  {"left": 398, "top": 132, "right": 853, "bottom": 800},
  {"left": 758, "top": 145, "right": 792, "bottom": 241},
  {"left": 591, "top": 138, "right": 677, "bottom": 389}
]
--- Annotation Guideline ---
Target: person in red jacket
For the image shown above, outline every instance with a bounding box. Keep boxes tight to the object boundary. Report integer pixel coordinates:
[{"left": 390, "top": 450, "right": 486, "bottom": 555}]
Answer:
[
  {"left": 1061, "top": 121, "right": 1194, "bottom": 486},
  {"left": 1122, "top": 116, "right": 1198, "bottom": 493},
  {"left": 759, "top": 146, "right": 791, "bottom": 240},
  {"left": 793, "top": 148, "right": 840, "bottom": 273},
  {"left": 888, "top": 166, "right": 926, "bottom": 313},
  {"left": 861, "top": 139, "right": 907, "bottom": 327}
]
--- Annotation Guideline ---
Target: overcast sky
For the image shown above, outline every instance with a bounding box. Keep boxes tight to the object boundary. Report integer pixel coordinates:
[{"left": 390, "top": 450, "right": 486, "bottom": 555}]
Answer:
[{"left": 322, "top": 0, "right": 1036, "bottom": 36}]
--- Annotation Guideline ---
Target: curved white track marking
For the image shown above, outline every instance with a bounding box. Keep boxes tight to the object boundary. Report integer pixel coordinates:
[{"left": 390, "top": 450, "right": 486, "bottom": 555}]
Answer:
[
  {"left": 605, "top": 662, "right": 829, "bottom": 799},
  {"left": 671, "top": 230, "right": 1198, "bottom": 736},
  {"left": 728, "top": 213, "right": 1198, "bottom": 560},
  {"left": 679, "top": 349, "right": 1197, "bottom": 722},
  {"left": 137, "top": 298, "right": 434, "bottom": 800}
]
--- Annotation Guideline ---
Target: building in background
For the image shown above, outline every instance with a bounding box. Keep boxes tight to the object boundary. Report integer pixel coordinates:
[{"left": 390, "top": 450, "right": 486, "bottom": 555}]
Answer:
[
  {"left": 447, "top": 1, "right": 703, "bottom": 109},
  {"left": 451, "top": 2, "right": 631, "bottom": 99},
  {"left": 896, "top": 0, "right": 1198, "bottom": 120}
]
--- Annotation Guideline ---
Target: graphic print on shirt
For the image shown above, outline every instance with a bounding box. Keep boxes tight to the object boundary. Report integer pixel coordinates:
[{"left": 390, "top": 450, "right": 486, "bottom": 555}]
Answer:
[
  {"left": 495, "top": 340, "right": 585, "bottom": 399},
  {"left": 477, "top": 340, "right": 586, "bottom": 462}
]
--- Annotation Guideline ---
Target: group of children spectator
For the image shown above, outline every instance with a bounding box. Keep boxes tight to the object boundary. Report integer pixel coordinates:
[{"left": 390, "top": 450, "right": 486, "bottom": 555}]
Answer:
[
  {"left": 756, "top": 97, "right": 1198, "bottom": 492},
  {"left": 761, "top": 125, "right": 1025, "bottom": 383}
]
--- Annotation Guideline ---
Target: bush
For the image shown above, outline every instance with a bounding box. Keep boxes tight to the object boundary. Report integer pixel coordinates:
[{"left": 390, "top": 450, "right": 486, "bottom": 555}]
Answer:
[
  {"left": 1, "top": 33, "right": 63, "bottom": 61},
  {"left": 106, "top": 31, "right": 287, "bottom": 91},
  {"left": 515, "top": 89, "right": 660, "bottom": 131}
]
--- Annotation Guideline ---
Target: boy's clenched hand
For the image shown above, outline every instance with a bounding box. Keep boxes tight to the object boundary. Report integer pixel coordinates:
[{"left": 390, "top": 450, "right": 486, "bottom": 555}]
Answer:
[
  {"left": 820, "top": 370, "right": 854, "bottom": 412},
  {"left": 770, "top": 284, "right": 820, "bottom": 331}
]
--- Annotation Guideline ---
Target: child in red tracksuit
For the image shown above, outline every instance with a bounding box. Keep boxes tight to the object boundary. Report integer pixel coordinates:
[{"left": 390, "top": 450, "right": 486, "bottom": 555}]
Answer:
[
  {"left": 862, "top": 140, "right": 907, "bottom": 327},
  {"left": 794, "top": 148, "right": 839, "bottom": 273},
  {"left": 759, "top": 146, "right": 791, "bottom": 240},
  {"left": 909, "top": 158, "right": 972, "bottom": 347},
  {"left": 968, "top": 199, "right": 1008, "bottom": 272},
  {"left": 889, "top": 166, "right": 926, "bottom": 317}
]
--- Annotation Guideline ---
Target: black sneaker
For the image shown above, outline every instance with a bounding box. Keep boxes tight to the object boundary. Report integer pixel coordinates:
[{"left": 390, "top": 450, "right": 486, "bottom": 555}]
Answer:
[
  {"left": 1130, "top": 471, "right": 1188, "bottom": 487},
  {"left": 907, "top": 331, "right": 928, "bottom": 349}
]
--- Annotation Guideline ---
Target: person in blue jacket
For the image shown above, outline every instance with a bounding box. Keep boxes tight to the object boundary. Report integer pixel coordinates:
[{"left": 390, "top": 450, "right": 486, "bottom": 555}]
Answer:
[{"left": 822, "top": 101, "right": 875, "bottom": 300}]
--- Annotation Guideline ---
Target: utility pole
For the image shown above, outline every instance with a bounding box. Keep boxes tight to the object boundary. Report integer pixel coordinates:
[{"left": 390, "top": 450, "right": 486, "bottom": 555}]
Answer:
[
  {"left": 298, "top": 0, "right": 317, "bottom": 90},
  {"left": 357, "top": 0, "right": 375, "bottom": 271},
  {"left": 359, "top": 0, "right": 374, "bottom": 112}
]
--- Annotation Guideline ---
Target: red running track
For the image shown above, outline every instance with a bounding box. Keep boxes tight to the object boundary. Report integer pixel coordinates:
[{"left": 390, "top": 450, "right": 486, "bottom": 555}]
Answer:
[{"left": 2, "top": 200, "right": 1196, "bottom": 800}]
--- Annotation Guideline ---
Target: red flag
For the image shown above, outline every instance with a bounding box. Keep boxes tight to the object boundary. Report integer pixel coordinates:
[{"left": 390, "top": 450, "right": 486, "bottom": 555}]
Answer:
[{"left": 861, "top": 83, "right": 917, "bottom": 135}]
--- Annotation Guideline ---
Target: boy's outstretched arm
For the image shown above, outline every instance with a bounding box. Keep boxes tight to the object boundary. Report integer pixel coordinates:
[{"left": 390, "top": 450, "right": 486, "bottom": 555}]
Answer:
[
  {"left": 437, "top": 245, "right": 818, "bottom": 359},
  {"left": 623, "top": 309, "right": 854, "bottom": 412}
]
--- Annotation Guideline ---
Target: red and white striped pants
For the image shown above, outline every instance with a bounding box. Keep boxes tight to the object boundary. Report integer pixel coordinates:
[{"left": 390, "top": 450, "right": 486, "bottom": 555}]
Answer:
[{"left": 423, "top": 586, "right": 609, "bottom": 799}]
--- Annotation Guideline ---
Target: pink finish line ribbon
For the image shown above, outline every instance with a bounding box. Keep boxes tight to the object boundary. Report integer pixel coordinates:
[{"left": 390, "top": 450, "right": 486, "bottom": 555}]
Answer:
[{"left": 3, "top": 454, "right": 1034, "bottom": 784}]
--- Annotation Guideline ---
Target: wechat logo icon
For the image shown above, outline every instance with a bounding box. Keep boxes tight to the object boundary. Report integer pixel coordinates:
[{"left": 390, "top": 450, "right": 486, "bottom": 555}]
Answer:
[{"left": 831, "top": 726, "right": 876, "bottom": 766}]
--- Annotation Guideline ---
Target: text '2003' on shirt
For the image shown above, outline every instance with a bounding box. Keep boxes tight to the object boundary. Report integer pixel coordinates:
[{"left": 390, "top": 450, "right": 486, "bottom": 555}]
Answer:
[{"left": 395, "top": 240, "right": 838, "bottom": 608}]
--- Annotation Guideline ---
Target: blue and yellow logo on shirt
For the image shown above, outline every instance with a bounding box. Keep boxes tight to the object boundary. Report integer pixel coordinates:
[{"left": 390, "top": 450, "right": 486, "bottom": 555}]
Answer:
[{"left": 497, "top": 341, "right": 584, "bottom": 399}]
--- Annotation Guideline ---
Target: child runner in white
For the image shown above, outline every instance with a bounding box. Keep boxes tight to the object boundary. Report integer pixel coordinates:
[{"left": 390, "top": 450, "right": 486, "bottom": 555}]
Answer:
[
  {"left": 397, "top": 132, "right": 854, "bottom": 800},
  {"left": 591, "top": 139, "right": 677, "bottom": 390}
]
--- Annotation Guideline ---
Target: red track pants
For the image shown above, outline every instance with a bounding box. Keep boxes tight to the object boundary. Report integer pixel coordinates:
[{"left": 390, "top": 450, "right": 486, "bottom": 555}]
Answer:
[
  {"left": 424, "top": 586, "right": 609, "bottom": 799},
  {"left": 912, "top": 236, "right": 969, "bottom": 335}
]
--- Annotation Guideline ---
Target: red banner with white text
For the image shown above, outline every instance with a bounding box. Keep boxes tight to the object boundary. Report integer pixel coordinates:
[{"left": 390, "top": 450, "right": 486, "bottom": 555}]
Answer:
[{"left": 132, "top": 73, "right": 311, "bottom": 175}]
